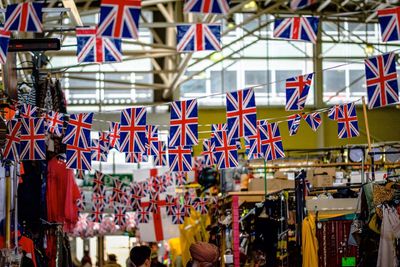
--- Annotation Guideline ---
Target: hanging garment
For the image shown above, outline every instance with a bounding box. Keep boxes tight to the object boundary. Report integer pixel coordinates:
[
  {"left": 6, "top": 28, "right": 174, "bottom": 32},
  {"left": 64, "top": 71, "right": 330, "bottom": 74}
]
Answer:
[
  {"left": 377, "top": 206, "right": 400, "bottom": 267},
  {"left": 302, "top": 213, "right": 319, "bottom": 267}
]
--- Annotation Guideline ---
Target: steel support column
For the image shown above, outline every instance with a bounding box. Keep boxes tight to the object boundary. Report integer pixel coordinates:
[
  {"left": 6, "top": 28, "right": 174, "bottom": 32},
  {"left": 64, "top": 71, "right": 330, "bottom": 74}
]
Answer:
[{"left": 313, "top": 17, "right": 324, "bottom": 147}]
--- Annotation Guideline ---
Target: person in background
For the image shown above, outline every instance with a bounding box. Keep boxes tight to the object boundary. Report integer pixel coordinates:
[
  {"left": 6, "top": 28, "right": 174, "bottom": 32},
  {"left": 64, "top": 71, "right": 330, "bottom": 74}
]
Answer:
[
  {"left": 130, "top": 246, "right": 151, "bottom": 267},
  {"left": 20, "top": 249, "right": 35, "bottom": 267},
  {"left": 186, "top": 242, "right": 219, "bottom": 267},
  {"left": 81, "top": 250, "right": 92, "bottom": 267},
  {"left": 150, "top": 252, "right": 166, "bottom": 267},
  {"left": 104, "top": 254, "right": 122, "bottom": 267}
]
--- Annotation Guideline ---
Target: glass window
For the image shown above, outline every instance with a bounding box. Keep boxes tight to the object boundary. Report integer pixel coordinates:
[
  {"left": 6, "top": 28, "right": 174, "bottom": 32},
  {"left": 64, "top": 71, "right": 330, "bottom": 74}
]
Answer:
[
  {"left": 245, "top": 70, "right": 270, "bottom": 92},
  {"left": 133, "top": 73, "right": 154, "bottom": 103},
  {"left": 275, "top": 70, "right": 302, "bottom": 93},
  {"left": 66, "top": 73, "right": 97, "bottom": 89},
  {"left": 324, "top": 70, "right": 346, "bottom": 93},
  {"left": 210, "top": 70, "right": 237, "bottom": 94},
  {"left": 349, "top": 70, "right": 366, "bottom": 93},
  {"left": 181, "top": 71, "right": 206, "bottom": 95}
]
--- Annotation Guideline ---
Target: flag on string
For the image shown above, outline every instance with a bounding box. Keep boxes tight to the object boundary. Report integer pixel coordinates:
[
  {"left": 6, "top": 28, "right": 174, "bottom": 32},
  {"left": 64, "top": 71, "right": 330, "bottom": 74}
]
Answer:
[
  {"left": 97, "top": 0, "right": 141, "bottom": 39},
  {"left": 202, "top": 139, "right": 215, "bottom": 166},
  {"left": 63, "top": 113, "right": 93, "bottom": 148},
  {"left": 177, "top": 24, "right": 221, "bottom": 52},
  {"left": 211, "top": 123, "right": 239, "bottom": 140},
  {"left": 0, "top": 28, "right": 11, "bottom": 64},
  {"left": 92, "top": 190, "right": 107, "bottom": 208},
  {"left": 3, "top": 119, "right": 21, "bottom": 162},
  {"left": 212, "top": 130, "right": 239, "bottom": 169},
  {"left": 66, "top": 145, "right": 92, "bottom": 171},
  {"left": 125, "top": 152, "right": 148, "bottom": 163},
  {"left": 93, "top": 171, "right": 105, "bottom": 194},
  {"left": 244, "top": 120, "right": 263, "bottom": 160},
  {"left": 91, "top": 139, "right": 108, "bottom": 162},
  {"left": 4, "top": 2, "right": 43, "bottom": 32},
  {"left": 377, "top": 7, "right": 400, "bottom": 42},
  {"left": 46, "top": 111, "right": 64, "bottom": 137},
  {"left": 146, "top": 125, "right": 158, "bottom": 156},
  {"left": 165, "top": 195, "right": 177, "bottom": 216},
  {"left": 162, "top": 174, "right": 173, "bottom": 188},
  {"left": 130, "top": 183, "right": 142, "bottom": 210},
  {"left": 171, "top": 205, "right": 185, "bottom": 225},
  {"left": 183, "top": 0, "right": 230, "bottom": 14},
  {"left": 148, "top": 175, "right": 162, "bottom": 193},
  {"left": 285, "top": 73, "right": 313, "bottom": 111},
  {"left": 273, "top": 17, "right": 319, "bottom": 44},
  {"left": 328, "top": 105, "right": 340, "bottom": 121},
  {"left": 287, "top": 114, "right": 301, "bottom": 136},
  {"left": 18, "top": 104, "right": 38, "bottom": 118},
  {"left": 183, "top": 196, "right": 192, "bottom": 217},
  {"left": 337, "top": 102, "right": 360, "bottom": 139},
  {"left": 119, "top": 107, "right": 147, "bottom": 152},
  {"left": 303, "top": 112, "right": 322, "bottom": 132},
  {"left": 168, "top": 146, "right": 193, "bottom": 172},
  {"left": 108, "top": 122, "right": 120, "bottom": 150},
  {"left": 169, "top": 99, "right": 198, "bottom": 147},
  {"left": 259, "top": 122, "right": 285, "bottom": 161},
  {"left": 146, "top": 192, "right": 160, "bottom": 213},
  {"left": 137, "top": 206, "right": 150, "bottom": 223},
  {"left": 77, "top": 191, "right": 86, "bottom": 212},
  {"left": 111, "top": 178, "right": 127, "bottom": 204},
  {"left": 154, "top": 141, "right": 167, "bottom": 166},
  {"left": 194, "top": 198, "right": 209, "bottom": 215},
  {"left": 76, "top": 26, "right": 122, "bottom": 63},
  {"left": 364, "top": 52, "right": 399, "bottom": 109},
  {"left": 174, "top": 172, "right": 187, "bottom": 186},
  {"left": 20, "top": 118, "right": 46, "bottom": 160},
  {"left": 226, "top": 88, "right": 257, "bottom": 138},
  {"left": 90, "top": 203, "right": 104, "bottom": 223},
  {"left": 114, "top": 205, "right": 127, "bottom": 228},
  {"left": 290, "top": 0, "right": 316, "bottom": 10}
]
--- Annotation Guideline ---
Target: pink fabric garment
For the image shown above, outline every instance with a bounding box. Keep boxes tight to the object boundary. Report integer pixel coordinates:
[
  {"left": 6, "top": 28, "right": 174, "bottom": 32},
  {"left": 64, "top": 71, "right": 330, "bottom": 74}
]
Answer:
[{"left": 377, "top": 206, "right": 400, "bottom": 267}]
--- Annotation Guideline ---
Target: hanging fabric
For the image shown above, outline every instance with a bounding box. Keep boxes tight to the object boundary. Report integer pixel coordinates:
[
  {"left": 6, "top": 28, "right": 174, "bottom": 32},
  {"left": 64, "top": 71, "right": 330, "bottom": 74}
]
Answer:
[
  {"left": 302, "top": 213, "right": 319, "bottom": 267},
  {"left": 377, "top": 206, "right": 400, "bottom": 267}
]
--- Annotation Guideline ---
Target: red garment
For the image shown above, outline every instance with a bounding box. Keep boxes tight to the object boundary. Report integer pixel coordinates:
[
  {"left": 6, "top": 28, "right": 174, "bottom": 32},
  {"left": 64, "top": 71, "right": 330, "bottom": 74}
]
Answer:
[
  {"left": 46, "top": 157, "right": 81, "bottom": 230},
  {"left": 19, "top": 236, "right": 37, "bottom": 267},
  {"left": 46, "top": 234, "right": 56, "bottom": 267}
]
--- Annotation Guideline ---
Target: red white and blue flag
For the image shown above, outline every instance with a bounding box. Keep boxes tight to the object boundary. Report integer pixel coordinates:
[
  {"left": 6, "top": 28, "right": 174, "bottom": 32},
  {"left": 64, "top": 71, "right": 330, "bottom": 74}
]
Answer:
[
  {"left": 303, "top": 112, "right": 322, "bottom": 132},
  {"left": 66, "top": 145, "right": 92, "bottom": 171},
  {"left": 4, "top": 2, "right": 43, "bottom": 32},
  {"left": 92, "top": 190, "right": 107, "bottom": 208},
  {"left": 146, "top": 125, "right": 158, "bottom": 156},
  {"left": 137, "top": 206, "right": 150, "bottom": 223},
  {"left": 91, "top": 135, "right": 109, "bottom": 162},
  {"left": 146, "top": 192, "right": 161, "bottom": 213},
  {"left": 244, "top": 120, "right": 264, "bottom": 160},
  {"left": 378, "top": 7, "right": 400, "bottom": 42},
  {"left": 259, "top": 123, "right": 285, "bottom": 161},
  {"left": 211, "top": 123, "right": 238, "bottom": 140},
  {"left": 194, "top": 198, "right": 208, "bottom": 215},
  {"left": 130, "top": 183, "right": 142, "bottom": 210},
  {"left": 90, "top": 203, "right": 104, "bottom": 223},
  {"left": 0, "top": 28, "right": 11, "bottom": 64},
  {"left": 177, "top": 24, "right": 221, "bottom": 52},
  {"left": 125, "top": 152, "right": 148, "bottom": 163},
  {"left": 168, "top": 146, "right": 193, "bottom": 172},
  {"left": 287, "top": 114, "right": 302, "bottom": 136},
  {"left": 154, "top": 141, "right": 167, "bottom": 167},
  {"left": 109, "top": 122, "right": 120, "bottom": 150},
  {"left": 3, "top": 119, "right": 21, "bottom": 162},
  {"left": 364, "top": 52, "right": 399, "bottom": 109},
  {"left": 337, "top": 103, "right": 359, "bottom": 139},
  {"left": 97, "top": 0, "right": 141, "bottom": 39},
  {"left": 63, "top": 113, "right": 94, "bottom": 149},
  {"left": 183, "top": 0, "right": 230, "bottom": 14},
  {"left": 285, "top": 73, "right": 313, "bottom": 111},
  {"left": 165, "top": 195, "right": 176, "bottom": 216},
  {"left": 174, "top": 172, "right": 187, "bottom": 186},
  {"left": 20, "top": 118, "right": 46, "bottom": 160},
  {"left": 114, "top": 205, "right": 127, "bottom": 227},
  {"left": 171, "top": 205, "right": 185, "bottom": 225},
  {"left": 212, "top": 130, "right": 239, "bottom": 169},
  {"left": 111, "top": 179, "right": 127, "bottom": 204},
  {"left": 169, "top": 99, "right": 198, "bottom": 147},
  {"left": 46, "top": 111, "right": 64, "bottom": 137},
  {"left": 76, "top": 27, "right": 122, "bottom": 63},
  {"left": 273, "top": 17, "right": 319, "bottom": 44},
  {"left": 93, "top": 171, "right": 105, "bottom": 194},
  {"left": 226, "top": 88, "right": 257, "bottom": 138},
  {"left": 18, "top": 104, "right": 38, "bottom": 118},
  {"left": 119, "top": 107, "right": 147, "bottom": 153},
  {"left": 290, "top": 0, "right": 316, "bottom": 10},
  {"left": 77, "top": 191, "right": 86, "bottom": 212},
  {"left": 202, "top": 139, "right": 215, "bottom": 166},
  {"left": 328, "top": 105, "right": 340, "bottom": 121}
]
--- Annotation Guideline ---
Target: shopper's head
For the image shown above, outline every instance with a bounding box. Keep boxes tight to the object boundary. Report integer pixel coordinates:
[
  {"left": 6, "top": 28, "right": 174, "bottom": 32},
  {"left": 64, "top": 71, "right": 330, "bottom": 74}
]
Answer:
[
  {"left": 130, "top": 246, "right": 151, "bottom": 267},
  {"left": 108, "top": 254, "right": 117, "bottom": 262},
  {"left": 149, "top": 242, "right": 158, "bottom": 252},
  {"left": 189, "top": 242, "right": 219, "bottom": 267}
]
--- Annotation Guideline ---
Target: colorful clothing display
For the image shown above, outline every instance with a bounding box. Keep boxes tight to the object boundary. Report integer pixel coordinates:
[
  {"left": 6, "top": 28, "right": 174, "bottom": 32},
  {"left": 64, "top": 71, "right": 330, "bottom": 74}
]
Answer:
[
  {"left": 377, "top": 206, "right": 400, "bottom": 267},
  {"left": 302, "top": 214, "right": 318, "bottom": 267}
]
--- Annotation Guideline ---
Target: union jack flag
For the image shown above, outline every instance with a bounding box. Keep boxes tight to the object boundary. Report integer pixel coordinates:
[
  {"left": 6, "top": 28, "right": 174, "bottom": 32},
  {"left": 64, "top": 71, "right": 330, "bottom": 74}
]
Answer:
[
  {"left": 259, "top": 123, "right": 285, "bottom": 161},
  {"left": 46, "top": 111, "right": 64, "bottom": 137},
  {"left": 148, "top": 175, "right": 162, "bottom": 193},
  {"left": 130, "top": 183, "right": 142, "bottom": 210},
  {"left": 290, "top": 0, "right": 316, "bottom": 10},
  {"left": 77, "top": 191, "right": 86, "bottom": 211},
  {"left": 364, "top": 52, "right": 399, "bottom": 109},
  {"left": 174, "top": 172, "right": 187, "bottom": 186},
  {"left": 138, "top": 181, "right": 149, "bottom": 197},
  {"left": 146, "top": 192, "right": 160, "bottom": 213},
  {"left": 18, "top": 104, "right": 38, "bottom": 118},
  {"left": 146, "top": 125, "right": 158, "bottom": 156},
  {"left": 0, "top": 28, "right": 11, "bottom": 64},
  {"left": 202, "top": 139, "right": 215, "bottom": 166},
  {"left": 97, "top": 0, "right": 141, "bottom": 39},
  {"left": 169, "top": 99, "right": 198, "bottom": 147},
  {"left": 226, "top": 88, "right": 257, "bottom": 138},
  {"left": 114, "top": 205, "right": 127, "bottom": 227},
  {"left": 76, "top": 27, "right": 122, "bottom": 63},
  {"left": 91, "top": 135, "right": 109, "bottom": 162},
  {"left": 93, "top": 171, "right": 105, "bottom": 194},
  {"left": 4, "top": 2, "right": 43, "bottom": 33},
  {"left": 20, "top": 118, "right": 46, "bottom": 160},
  {"left": 328, "top": 105, "right": 341, "bottom": 121},
  {"left": 171, "top": 205, "right": 185, "bottom": 225},
  {"left": 273, "top": 17, "right": 319, "bottom": 44},
  {"left": 378, "top": 7, "right": 400, "bottom": 42},
  {"left": 3, "top": 120, "right": 21, "bottom": 162},
  {"left": 303, "top": 112, "right": 322, "bottom": 132},
  {"left": 183, "top": 0, "right": 230, "bottom": 14},
  {"left": 337, "top": 103, "right": 359, "bottom": 139},
  {"left": 111, "top": 178, "right": 126, "bottom": 204},
  {"left": 119, "top": 107, "right": 147, "bottom": 153},
  {"left": 92, "top": 190, "right": 107, "bottom": 207},
  {"left": 162, "top": 174, "right": 174, "bottom": 188},
  {"left": 177, "top": 24, "right": 221, "bottom": 52},
  {"left": 285, "top": 73, "right": 313, "bottom": 111},
  {"left": 66, "top": 145, "right": 92, "bottom": 171},
  {"left": 125, "top": 152, "right": 148, "bottom": 163},
  {"left": 154, "top": 141, "right": 167, "bottom": 166},
  {"left": 165, "top": 195, "right": 176, "bottom": 216},
  {"left": 183, "top": 196, "right": 192, "bottom": 217},
  {"left": 109, "top": 122, "right": 120, "bottom": 150},
  {"left": 194, "top": 198, "right": 208, "bottom": 215},
  {"left": 63, "top": 113, "right": 93, "bottom": 149},
  {"left": 211, "top": 123, "right": 238, "bottom": 140},
  {"left": 244, "top": 120, "right": 264, "bottom": 160},
  {"left": 213, "top": 130, "right": 239, "bottom": 169},
  {"left": 90, "top": 203, "right": 104, "bottom": 223},
  {"left": 168, "top": 146, "right": 193, "bottom": 172},
  {"left": 287, "top": 114, "right": 302, "bottom": 136},
  {"left": 137, "top": 206, "right": 150, "bottom": 223}
]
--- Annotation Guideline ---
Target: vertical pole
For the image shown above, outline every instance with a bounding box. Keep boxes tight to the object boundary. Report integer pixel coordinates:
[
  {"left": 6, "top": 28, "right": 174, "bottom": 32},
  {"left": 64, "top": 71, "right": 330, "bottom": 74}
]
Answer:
[
  {"left": 13, "top": 166, "right": 18, "bottom": 250},
  {"left": 97, "top": 236, "right": 104, "bottom": 267},
  {"left": 4, "top": 165, "right": 11, "bottom": 249},
  {"left": 313, "top": 17, "right": 324, "bottom": 148},
  {"left": 263, "top": 159, "right": 267, "bottom": 196},
  {"left": 361, "top": 96, "right": 374, "bottom": 180}
]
